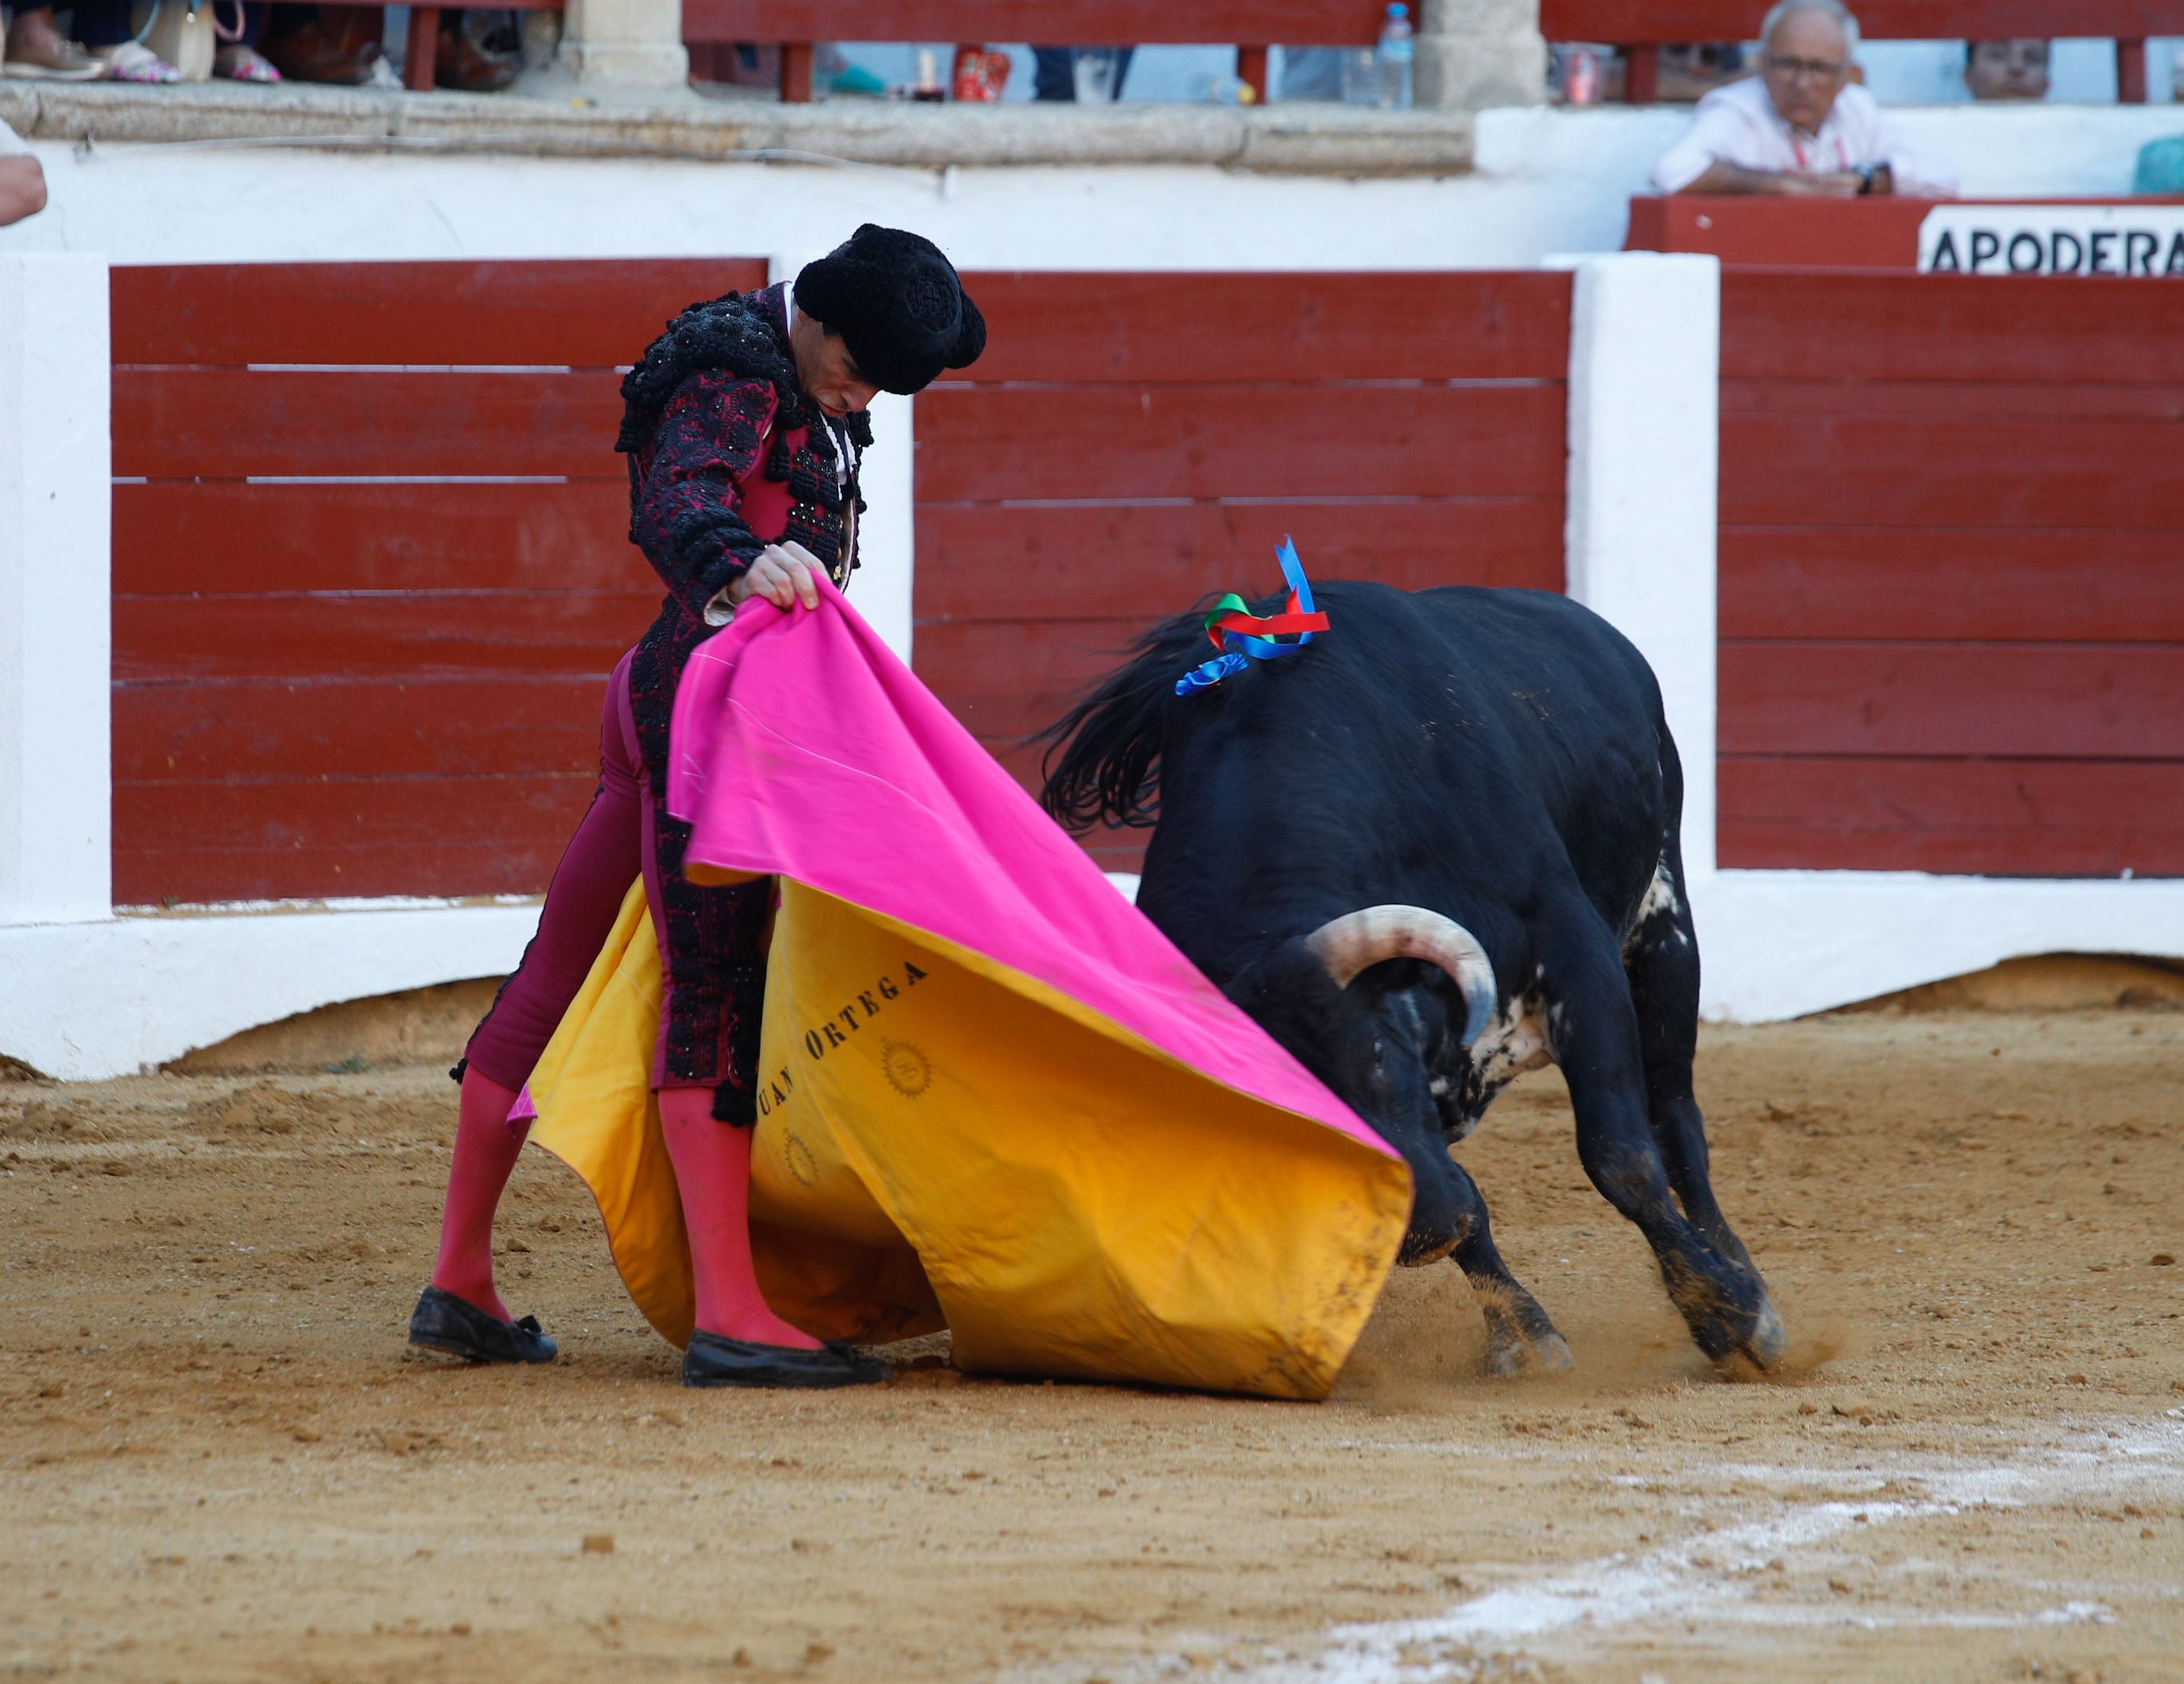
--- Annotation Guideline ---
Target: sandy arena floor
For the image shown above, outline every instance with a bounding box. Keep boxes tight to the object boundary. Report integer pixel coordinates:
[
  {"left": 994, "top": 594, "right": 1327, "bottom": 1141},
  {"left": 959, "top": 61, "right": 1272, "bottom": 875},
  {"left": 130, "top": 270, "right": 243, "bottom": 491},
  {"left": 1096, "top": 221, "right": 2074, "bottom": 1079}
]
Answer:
[{"left": 2, "top": 1009, "right": 2180, "bottom": 1684}]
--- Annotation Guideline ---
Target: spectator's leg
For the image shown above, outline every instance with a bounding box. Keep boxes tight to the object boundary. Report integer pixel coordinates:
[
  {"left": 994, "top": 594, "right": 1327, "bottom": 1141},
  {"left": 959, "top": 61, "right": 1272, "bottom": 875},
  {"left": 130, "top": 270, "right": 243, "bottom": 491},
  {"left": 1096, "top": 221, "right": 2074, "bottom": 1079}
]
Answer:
[
  {"left": 1032, "top": 45, "right": 1074, "bottom": 100},
  {"left": 261, "top": 2, "right": 376, "bottom": 84},
  {"left": 212, "top": 0, "right": 281, "bottom": 78},
  {"left": 434, "top": 6, "right": 520, "bottom": 91},
  {"left": 69, "top": 0, "right": 135, "bottom": 49},
  {"left": 3, "top": 5, "right": 102, "bottom": 76}
]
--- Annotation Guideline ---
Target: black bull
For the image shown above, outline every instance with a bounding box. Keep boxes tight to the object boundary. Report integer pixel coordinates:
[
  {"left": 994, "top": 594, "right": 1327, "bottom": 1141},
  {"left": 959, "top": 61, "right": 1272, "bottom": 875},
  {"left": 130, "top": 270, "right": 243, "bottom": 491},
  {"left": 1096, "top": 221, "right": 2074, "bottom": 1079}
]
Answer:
[{"left": 1041, "top": 582, "right": 1785, "bottom": 1376}]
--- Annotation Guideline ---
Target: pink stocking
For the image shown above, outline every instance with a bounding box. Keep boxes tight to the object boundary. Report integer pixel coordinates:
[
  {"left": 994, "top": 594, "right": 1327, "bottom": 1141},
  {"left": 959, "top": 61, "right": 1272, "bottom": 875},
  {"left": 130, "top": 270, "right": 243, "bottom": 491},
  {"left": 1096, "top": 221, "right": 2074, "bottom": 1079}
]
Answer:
[
  {"left": 657, "top": 1087, "right": 821, "bottom": 1350},
  {"left": 429, "top": 1068, "right": 530, "bottom": 1324}
]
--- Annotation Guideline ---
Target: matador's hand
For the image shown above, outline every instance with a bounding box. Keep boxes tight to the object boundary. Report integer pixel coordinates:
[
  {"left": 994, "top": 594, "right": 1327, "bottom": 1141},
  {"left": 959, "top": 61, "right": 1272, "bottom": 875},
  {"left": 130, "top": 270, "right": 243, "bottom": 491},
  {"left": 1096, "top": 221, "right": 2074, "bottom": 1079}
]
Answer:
[{"left": 728, "top": 542, "right": 825, "bottom": 613}]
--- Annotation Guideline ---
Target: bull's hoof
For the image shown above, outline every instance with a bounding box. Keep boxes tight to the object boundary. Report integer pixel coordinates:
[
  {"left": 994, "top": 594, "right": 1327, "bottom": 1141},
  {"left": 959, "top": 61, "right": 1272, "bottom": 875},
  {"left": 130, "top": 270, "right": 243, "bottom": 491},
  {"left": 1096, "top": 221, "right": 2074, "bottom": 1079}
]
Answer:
[
  {"left": 1712, "top": 1296, "right": 1788, "bottom": 1379},
  {"left": 1472, "top": 1276, "right": 1573, "bottom": 1379},
  {"left": 1484, "top": 1327, "right": 1575, "bottom": 1379}
]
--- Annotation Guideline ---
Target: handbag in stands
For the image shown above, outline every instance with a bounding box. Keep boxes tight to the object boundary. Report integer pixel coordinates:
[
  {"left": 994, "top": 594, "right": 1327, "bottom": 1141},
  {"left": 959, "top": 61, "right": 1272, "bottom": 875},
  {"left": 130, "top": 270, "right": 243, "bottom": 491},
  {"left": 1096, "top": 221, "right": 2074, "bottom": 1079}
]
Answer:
[{"left": 142, "top": 0, "right": 216, "bottom": 79}]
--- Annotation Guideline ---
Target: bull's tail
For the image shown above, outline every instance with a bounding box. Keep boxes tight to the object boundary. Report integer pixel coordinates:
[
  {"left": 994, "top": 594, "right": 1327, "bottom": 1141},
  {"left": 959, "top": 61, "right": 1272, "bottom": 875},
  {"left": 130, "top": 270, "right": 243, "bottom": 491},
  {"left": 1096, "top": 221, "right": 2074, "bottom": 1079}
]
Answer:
[{"left": 1037, "top": 607, "right": 1213, "bottom": 832}]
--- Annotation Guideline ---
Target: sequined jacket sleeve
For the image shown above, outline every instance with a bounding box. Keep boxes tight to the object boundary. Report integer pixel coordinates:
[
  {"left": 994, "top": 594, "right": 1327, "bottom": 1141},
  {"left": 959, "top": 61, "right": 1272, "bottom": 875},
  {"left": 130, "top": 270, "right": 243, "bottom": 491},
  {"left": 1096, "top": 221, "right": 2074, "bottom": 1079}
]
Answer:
[{"left": 627, "top": 370, "right": 781, "bottom": 623}]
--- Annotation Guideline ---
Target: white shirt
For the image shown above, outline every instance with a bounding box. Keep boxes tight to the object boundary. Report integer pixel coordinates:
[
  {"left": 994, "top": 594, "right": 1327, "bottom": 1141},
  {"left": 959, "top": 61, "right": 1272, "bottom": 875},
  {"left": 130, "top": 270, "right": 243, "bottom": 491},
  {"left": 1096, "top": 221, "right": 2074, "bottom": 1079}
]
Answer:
[
  {"left": 0, "top": 119, "right": 29, "bottom": 156},
  {"left": 1650, "top": 76, "right": 1959, "bottom": 198}
]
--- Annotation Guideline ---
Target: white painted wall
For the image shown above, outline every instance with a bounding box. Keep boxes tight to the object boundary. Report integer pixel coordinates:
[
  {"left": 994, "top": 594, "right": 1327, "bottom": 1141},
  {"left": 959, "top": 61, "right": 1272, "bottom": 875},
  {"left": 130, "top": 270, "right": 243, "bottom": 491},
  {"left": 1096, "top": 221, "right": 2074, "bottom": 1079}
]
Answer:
[
  {"left": 0, "top": 901, "right": 541, "bottom": 1080},
  {"left": 1559, "top": 252, "right": 1719, "bottom": 879},
  {"left": 0, "top": 253, "right": 110, "bottom": 926}
]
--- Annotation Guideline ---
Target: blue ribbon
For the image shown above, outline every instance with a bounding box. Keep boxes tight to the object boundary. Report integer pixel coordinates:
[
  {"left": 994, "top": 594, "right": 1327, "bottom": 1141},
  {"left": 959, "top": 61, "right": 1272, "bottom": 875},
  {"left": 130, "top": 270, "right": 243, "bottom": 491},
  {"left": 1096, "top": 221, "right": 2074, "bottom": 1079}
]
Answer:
[{"left": 1174, "top": 538, "right": 1325, "bottom": 696}]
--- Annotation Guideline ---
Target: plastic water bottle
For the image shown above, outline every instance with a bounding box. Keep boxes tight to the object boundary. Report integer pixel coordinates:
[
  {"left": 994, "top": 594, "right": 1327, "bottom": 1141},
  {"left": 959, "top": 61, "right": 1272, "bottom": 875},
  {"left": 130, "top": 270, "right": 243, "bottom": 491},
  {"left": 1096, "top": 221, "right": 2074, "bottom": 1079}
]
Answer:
[{"left": 1378, "top": 2, "right": 1414, "bottom": 109}]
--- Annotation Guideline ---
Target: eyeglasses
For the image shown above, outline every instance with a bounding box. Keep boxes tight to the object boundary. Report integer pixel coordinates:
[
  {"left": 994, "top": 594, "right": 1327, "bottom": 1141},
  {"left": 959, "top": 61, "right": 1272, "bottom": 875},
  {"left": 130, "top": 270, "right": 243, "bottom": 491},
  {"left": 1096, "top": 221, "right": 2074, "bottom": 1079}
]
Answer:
[{"left": 1762, "top": 53, "right": 1848, "bottom": 82}]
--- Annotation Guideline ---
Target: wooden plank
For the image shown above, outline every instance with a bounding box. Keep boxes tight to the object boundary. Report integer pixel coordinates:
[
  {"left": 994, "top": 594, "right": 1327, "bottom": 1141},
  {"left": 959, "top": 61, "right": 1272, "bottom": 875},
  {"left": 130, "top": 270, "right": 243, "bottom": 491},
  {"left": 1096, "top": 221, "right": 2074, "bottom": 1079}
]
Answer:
[
  {"left": 1719, "top": 414, "right": 2184, "bottom": 530},
  {"left": 1719, "top": 641, "right": 2184, "bottom": 759},
  {"left": 1721, "top": 380, "right": 2184, "bottom": 421},
  {"left": 1625, "top": 194, "right": 1932, "bottom": 269},
  {"left": 915, "top": 384, "right": 1567, "bottom": 503},
  {"left": 914, "top": 619, "right": 1147, "bottom": 745},
  {"left": 684, "top": 0, "right": 1385, "bottom": 45},
  {"left": 1717, "top": 756, "right": 2184, "bottom": 877},
  {"left": 1719, "top": 529, "right": 2184, "bottom": 644},
  {"left": 112, "top": 773, "right": 597, "bottom": 904},
  {"left": 914, "top": 499, "right": 1563, "bottom": 624},
  {"left": 114, "top": 480, "right": 646, "bottom": 597},
  {"left": 947, "top": 271, "right": 1573, "bottom": 385},
  {"left": 112, "top": 259, "right": 768, "bottom": 367},
  {"left": 1722, "top": 271, "right": 2184, "bottom": 386},
  {"left": 1543, "top": 0, "right": 2184, "bottom": 42},
  {"left": 113, "top": 676, "right": 608, "bottom": 782},
  {"left": 114, "top": 368, "right": 629, "bottom": 480},
  {"left": 112, "top": 593, "right": 659, "bottom": 683}
]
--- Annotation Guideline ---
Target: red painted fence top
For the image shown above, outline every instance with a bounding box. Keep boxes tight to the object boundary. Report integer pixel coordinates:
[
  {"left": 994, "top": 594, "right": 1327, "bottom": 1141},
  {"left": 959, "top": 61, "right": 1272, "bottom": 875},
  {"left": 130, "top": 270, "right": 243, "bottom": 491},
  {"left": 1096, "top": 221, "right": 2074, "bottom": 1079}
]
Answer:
[
  {"left": 1626, "top": 195, "right": 2184, "bottom": 269},
  {"left": 686, "top": 0, "right": 1386, "bottom": 46},
  {"left": 1542, "top": 0, "right": 2184, "bottom": 41}
]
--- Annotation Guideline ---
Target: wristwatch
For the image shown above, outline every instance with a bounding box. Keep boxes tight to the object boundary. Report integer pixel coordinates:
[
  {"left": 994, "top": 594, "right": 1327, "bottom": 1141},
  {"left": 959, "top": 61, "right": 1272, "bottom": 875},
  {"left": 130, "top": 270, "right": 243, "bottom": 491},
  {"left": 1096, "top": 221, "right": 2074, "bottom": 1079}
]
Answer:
[{"left": 1854, "top": 163, "right": 1883, "bottom": 195}]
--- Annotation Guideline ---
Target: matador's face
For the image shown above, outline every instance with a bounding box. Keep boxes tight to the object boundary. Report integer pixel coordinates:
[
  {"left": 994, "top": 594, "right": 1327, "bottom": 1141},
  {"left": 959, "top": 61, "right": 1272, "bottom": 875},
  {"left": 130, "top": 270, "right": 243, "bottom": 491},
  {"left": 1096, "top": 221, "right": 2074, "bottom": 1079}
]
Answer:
[{"left": 791, "top": 311, "right": 881, "bottom": 421}]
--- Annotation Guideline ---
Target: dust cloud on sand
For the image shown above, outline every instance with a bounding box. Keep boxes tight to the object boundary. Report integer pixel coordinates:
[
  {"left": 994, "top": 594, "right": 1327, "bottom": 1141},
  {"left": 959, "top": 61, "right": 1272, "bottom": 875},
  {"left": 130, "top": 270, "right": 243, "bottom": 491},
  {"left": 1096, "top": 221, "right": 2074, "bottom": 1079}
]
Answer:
[{"left": 2, "top": 1009, "right": 2180, "bottom": 1683}]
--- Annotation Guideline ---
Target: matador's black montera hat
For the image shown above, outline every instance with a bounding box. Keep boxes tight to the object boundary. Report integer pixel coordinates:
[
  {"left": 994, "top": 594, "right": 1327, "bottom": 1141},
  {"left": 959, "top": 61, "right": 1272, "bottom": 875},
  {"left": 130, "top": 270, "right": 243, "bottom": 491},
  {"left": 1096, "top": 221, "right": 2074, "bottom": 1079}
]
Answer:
[{"left": 794, "top": 225, "right": 986, "bottom": 396}]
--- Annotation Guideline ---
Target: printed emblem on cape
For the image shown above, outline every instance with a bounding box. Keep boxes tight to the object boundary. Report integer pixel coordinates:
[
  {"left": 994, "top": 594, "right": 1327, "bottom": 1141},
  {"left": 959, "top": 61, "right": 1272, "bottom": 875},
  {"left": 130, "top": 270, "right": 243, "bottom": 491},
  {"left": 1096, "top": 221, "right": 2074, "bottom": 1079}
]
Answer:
[
  {"left": 783, "top": 1132, "right": 818, "bottom": 1188},
  {"left": 880, "top": 1040, "right": 933, "bottom": 1099}
]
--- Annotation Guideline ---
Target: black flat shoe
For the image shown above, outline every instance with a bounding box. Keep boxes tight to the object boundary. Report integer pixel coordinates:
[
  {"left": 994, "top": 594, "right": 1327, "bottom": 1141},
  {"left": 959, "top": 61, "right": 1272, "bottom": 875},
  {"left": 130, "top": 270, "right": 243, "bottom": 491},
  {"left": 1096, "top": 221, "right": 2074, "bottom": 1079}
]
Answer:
[
  {"left": 407, "top": 1285, "right": 558, "bottom": 1365},
  {"left": 682, "top": 1330, "right": 891, "bottom": 1389}
]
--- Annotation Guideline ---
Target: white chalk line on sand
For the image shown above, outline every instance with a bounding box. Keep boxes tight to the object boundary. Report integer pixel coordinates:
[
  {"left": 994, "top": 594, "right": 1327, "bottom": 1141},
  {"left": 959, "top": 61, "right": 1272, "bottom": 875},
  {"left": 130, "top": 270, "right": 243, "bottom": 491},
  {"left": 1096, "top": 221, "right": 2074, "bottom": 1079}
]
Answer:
[
  {"left": 1232, "top": 1416, "right": 2184, "bottom": 1683},
  {"left": 1010, "top": 1416, "right": 2183, "bottom": 1684}
]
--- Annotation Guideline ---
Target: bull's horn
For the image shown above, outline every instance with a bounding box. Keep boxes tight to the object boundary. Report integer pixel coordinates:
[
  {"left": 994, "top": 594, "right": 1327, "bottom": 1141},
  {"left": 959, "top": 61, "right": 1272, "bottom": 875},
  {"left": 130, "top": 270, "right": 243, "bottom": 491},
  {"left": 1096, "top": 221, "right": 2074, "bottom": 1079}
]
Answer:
[{"left": 1304, "top": 906, "right": 1498, "bottom": 1047}]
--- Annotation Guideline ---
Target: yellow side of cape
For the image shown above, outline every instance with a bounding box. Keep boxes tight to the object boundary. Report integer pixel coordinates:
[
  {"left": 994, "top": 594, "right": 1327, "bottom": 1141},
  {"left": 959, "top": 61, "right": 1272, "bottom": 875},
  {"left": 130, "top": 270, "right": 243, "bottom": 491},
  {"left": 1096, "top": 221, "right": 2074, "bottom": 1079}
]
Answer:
[{"left": 525, "top": 879, "right": 1410, "bottom": 1400}]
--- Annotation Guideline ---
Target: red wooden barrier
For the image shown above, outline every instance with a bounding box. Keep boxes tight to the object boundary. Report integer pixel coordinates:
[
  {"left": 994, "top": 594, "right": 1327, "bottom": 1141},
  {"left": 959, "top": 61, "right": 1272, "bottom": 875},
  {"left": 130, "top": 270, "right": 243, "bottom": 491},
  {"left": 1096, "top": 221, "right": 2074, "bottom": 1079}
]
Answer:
[
  {"left": 681, "top": 0, "right": 1385, "bottom": 101},
  {"left": 1627, "top": 195, "right": 1941, "bottom": 267},
  {"left": 1541, "top": 0, "right": 2178, "bottom": 102},
  {"left": 1717, "top": 269, "right": 2184, "bottom": 877},
  {"left": 109, "top": 258, "right": 768, "bottom": 907},
  {"left": 912, "top": 270, "right": 1573, "bottom": 872}
]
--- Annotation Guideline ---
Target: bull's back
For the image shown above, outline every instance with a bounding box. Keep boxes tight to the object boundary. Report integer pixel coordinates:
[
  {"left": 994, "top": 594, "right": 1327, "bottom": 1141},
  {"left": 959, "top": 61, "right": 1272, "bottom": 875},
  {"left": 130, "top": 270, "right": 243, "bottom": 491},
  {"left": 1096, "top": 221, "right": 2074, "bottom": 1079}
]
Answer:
[{"left": 1145, "top": 582, "right": 1672, "bottom": 954}]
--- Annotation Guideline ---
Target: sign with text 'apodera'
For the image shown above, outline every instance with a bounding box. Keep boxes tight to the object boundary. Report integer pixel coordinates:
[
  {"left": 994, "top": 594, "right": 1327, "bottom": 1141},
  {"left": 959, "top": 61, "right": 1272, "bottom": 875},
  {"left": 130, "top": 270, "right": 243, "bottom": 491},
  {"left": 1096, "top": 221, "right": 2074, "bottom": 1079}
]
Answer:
[{"left": 1918, "top": 205, "right": 2184, "bottom": 276}]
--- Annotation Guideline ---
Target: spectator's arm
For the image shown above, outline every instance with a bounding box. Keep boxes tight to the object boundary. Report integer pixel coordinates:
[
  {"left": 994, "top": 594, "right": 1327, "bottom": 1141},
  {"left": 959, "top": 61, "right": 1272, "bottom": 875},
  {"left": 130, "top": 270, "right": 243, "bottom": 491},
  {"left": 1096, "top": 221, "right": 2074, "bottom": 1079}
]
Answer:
[
  {"left": 0, "top": 156, "right": 47, "bottom": 226},
  {"left": 628, "top": 370, "right": 780, "bottom": 626},
  {"left": 1877, "top": 134, "right": 1959, "bottom": 198},
  {"left": 1681, "top": 158, "right": 1861, "bottom": 196}
]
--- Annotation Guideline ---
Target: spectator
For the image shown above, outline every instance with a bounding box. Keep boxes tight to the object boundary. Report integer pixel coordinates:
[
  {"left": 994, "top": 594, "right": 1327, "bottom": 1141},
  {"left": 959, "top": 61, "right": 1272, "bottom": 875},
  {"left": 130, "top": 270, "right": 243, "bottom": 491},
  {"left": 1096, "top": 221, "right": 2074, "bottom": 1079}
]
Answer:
[
  {"left": 1652, "top": 0, "right": 1959, "bottom": 198},
  {"left": 1657, "top": 42, "right": 1749, "bottom": 101},
  {"left": 1964, "top": 37, "right": 2048, "bottom": 100},
  {"left": 25, "top": 0, "right": 274, "bottom": 82},
  {"left": 2, "top": 6, "right": 101, "bottom": 76},
  {"left": 261, "top": 3, "right": 381, "bottom": 84},
  {"left": 1032, "top": 45, "right": 1132, "bottom": 100},
  {"left": 0, "top": 116, "right": 46, "bottom": 224},
  {"left": 435, "top": 10, "right": 520, "bottom": 92}
]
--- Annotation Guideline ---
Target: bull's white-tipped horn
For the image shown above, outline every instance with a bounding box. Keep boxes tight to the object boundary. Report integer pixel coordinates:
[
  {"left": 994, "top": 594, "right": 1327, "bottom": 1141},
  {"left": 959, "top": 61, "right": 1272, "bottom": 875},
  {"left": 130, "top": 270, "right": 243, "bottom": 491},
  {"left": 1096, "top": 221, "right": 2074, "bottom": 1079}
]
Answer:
[{"left": 1304, "top": 905, "right": 1498, "bottom": 1047}]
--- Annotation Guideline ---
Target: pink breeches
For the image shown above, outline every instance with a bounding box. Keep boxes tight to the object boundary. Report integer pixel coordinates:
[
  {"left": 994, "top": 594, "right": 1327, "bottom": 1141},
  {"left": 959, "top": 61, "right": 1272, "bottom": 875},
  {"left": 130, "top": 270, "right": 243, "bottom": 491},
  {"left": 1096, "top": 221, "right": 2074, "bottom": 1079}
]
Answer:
[{"left": 462, "top": 649, "right": 692, "bottom": 1094}]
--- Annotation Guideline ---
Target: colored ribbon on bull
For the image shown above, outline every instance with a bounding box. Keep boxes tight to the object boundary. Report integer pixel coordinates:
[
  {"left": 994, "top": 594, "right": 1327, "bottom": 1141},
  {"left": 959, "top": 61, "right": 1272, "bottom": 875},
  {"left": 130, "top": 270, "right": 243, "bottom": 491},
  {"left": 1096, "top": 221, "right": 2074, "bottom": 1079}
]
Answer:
[{"left": 1175, "top": 538, "right": 1331, "bottom": 695}]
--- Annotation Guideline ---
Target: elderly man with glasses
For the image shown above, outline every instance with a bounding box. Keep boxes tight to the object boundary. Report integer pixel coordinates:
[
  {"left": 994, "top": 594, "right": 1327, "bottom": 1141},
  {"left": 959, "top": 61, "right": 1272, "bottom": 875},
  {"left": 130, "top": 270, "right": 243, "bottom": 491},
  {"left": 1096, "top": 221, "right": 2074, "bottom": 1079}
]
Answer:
[{"left": 1652, "top": 0, "right": 1958, "bottom": 198}]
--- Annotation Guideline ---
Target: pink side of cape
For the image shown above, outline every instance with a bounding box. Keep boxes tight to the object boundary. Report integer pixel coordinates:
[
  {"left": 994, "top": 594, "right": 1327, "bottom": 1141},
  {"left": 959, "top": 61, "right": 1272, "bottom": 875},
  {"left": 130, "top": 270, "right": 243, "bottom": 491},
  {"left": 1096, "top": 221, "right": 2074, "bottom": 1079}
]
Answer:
[{"left": 665, "top": 578, "right": 1396, "bottom": 1162}]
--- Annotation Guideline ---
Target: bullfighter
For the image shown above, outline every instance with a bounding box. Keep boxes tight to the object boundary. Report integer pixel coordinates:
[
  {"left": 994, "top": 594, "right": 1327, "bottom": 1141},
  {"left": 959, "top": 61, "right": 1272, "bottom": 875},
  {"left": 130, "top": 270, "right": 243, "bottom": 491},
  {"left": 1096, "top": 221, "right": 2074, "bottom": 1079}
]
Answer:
[{"left": 408, "top": 225, "right": 986, "bottom": 1388}]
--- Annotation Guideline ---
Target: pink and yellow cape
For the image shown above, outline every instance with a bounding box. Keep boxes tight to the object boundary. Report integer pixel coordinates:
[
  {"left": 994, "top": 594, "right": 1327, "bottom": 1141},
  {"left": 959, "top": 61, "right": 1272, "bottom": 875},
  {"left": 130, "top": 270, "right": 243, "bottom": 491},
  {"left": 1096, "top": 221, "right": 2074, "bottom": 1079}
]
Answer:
[{"left": 521, "top": 578, "right": 1410, "bottom": 1400}]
